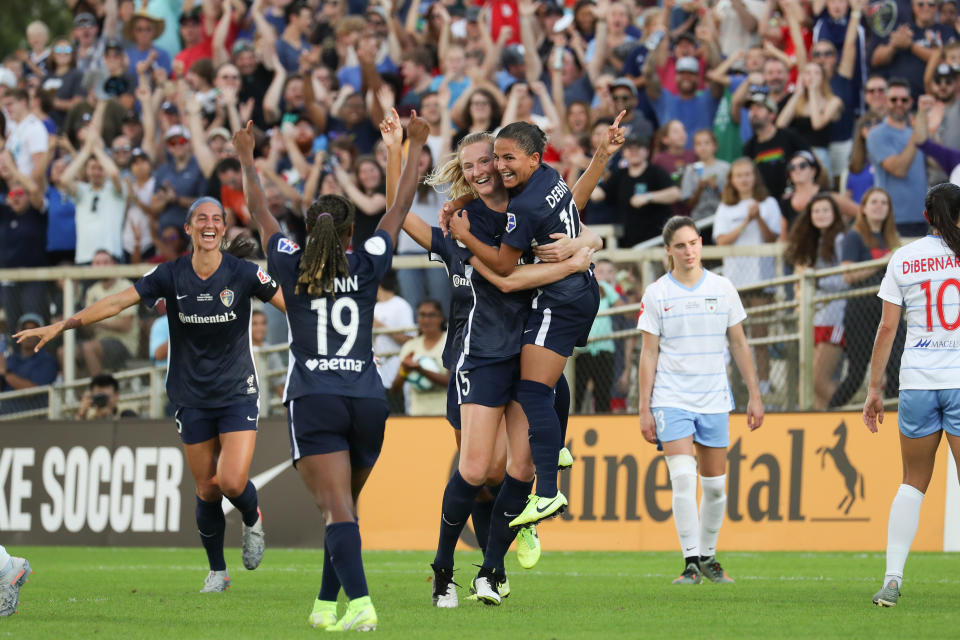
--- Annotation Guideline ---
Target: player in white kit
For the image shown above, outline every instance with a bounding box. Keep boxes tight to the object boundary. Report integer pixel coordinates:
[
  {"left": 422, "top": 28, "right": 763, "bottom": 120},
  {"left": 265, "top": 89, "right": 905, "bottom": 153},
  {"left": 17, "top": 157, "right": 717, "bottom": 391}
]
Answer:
[
  {"left": 637, "top": 216, "right": 764, "bottom": 585},
  {"left": 863, "top": 182, "right": 960, "bottom": 607}
]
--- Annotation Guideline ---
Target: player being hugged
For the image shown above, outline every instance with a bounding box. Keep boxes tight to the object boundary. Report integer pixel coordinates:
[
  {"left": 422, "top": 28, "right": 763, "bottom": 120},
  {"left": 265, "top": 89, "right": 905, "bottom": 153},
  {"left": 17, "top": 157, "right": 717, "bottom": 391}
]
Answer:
[
  {"left": 16, "top": 200, "right": 285, "bottom": 594},
  {"left": 863, "top": 182, "right": 960, "bottom": 608},
  {"left": 447, "top": 121, "right": 613, "bottom": 530},
  {"left": 234, "top": 116, "right": 427, "bottom": 631},
  {"left": 636, "top": 216, "right": 764, "bottom": 585}
]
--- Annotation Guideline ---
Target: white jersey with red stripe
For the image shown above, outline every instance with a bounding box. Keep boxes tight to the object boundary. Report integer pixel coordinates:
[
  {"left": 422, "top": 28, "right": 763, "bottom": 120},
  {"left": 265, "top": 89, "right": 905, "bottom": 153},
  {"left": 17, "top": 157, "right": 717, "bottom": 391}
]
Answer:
[
  {"left": 878, "top": 235, "right": 960, "bottom": 390},
  {"left": 637, "top": 269, "right": 747, "bottom": 413}
]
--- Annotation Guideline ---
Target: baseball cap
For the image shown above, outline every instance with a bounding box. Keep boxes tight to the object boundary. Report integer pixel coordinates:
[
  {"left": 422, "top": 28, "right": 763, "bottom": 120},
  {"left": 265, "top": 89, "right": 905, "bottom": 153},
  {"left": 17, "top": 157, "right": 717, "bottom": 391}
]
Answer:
[
  {"left": 934, "top": 63, "right": 957, "bottom": 80},
  {"left": 161, "top": 100, "right": 179, "bottom": 114},
  {"left": 748, "top": 92, "right": 778, "bottom": 113},
  {"left": 122, "top": 109, "right": 141, "bottom": 124},
  {"left": 131, "top": 147, "right": 151, "bottom": 162},
  {"left": 623, "top": 131, "right": 649, "bottom": 148},
  {"left": 207, "top": 127, "right": 231, "bottom": 142},
  {"left": 164, "top": 125, "right": 191, "bottom": 140},
  {"left": 179, "top": 6, "right": 203, "bottom": 23},
  {"left": 609, "top": 77, "right": 638, "bottom": 98},
  {"left": 501, "top": 44, "right": 525, "bottom": 68},
  {"left": 104, "top": 38, "right": 124, "bottom": 52},
  {"left": 673, "top": 32, "right": 696, "bottom": 46},
  {"left": 232, "top": 38, "right": 255, "bottom": 55},
  {"left": 676, "top": 56, "right": 699, "bottom": 74},
  {"left": 17, "top": 313, "right": 44, "bottom": 330},
  {"left": 74, "top": 12, "right": 97, "bottom": 28}
]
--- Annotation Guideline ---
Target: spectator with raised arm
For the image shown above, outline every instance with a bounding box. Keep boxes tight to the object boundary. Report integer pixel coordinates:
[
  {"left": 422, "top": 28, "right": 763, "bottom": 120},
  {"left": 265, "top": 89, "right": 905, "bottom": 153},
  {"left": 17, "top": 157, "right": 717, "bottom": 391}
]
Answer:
[
  {"left": 277, "top": 1, "right": 313, "bottom": 73},
  {"left": 150, "top": 125, "right": 207, "bottom": 230},
  {"left": 123, "top": 7, "right": 171, "bottom": 77},
  {"left": 3, "top": 88, "right": 50, "bottom": 186}
]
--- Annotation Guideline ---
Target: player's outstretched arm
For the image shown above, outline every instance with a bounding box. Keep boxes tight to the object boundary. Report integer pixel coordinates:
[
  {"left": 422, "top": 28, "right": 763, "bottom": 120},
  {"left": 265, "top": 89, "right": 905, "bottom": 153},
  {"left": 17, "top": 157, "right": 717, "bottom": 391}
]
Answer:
[
  {"left": 572, "top": 110, "right": 625, "bottom": 211},
  {"left": 14, "top": 286, "right": 142, "bottom": 352},
  {"left": 863, "top": 300, "right": 902, "bottom": 433},
  {"left": 234, "top": 120, "right": 283, "bottom": 243},
  {"left": 381, "top": 109, "right": 430, "bottom": 251},
  {"left": 470, "top": 247, "right": 594, "bottom": 293},
  {"left": 728, "top": 322, "right": 764, "bottom": 431},
  {"left": 378, "top": 111, "right": 430, "bottom": 246}
]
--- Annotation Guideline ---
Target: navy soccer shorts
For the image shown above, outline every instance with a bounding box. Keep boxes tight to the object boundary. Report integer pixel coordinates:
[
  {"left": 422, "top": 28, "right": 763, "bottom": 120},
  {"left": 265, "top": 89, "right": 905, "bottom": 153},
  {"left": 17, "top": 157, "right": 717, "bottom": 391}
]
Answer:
[
  {"left": 454, "top": 355, "right": 520, "bottom": 409},
  {"left": 523, "top": 280, "right": 600, "bottom": 357},
  {"left": 446, "top": 376, "right": 461, "bottom": 430},
  {"left": 174, "top": 401, "right": 260, "bottom": 445},
  {"left": 285, "top": 393, "right": 389, "bottom": 468}
]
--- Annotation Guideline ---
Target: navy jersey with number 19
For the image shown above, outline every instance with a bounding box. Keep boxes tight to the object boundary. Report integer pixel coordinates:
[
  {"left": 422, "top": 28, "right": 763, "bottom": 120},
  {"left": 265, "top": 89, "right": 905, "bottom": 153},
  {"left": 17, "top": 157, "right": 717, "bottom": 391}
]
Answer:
[
  {"left": 267, "top": 230, "right": 393, "bottom": 402},
  {"left": 134, "top": 253, "right": 279, "bottom": 408}
]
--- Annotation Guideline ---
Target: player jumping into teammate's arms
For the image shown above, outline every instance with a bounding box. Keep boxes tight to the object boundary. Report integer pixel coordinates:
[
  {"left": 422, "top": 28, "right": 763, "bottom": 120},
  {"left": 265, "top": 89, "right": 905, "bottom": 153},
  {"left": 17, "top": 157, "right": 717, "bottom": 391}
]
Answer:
[
  {"left": 17, "top": 200, "right": 283, "bottom": 594},
  {"left": 636, "top": 216, "right": 764, "bottom": 585},
  {"left": 863, "top": 183, "right": 960, "bottom": 607},
  {"left": 236, "top": 115, "right": 428, "bottom": 630}
]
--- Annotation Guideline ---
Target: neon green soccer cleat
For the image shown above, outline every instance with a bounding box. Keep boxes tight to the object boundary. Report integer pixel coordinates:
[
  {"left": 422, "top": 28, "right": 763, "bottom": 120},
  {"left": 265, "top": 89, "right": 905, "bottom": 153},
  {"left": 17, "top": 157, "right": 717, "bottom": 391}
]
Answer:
[
  {"left": 508, "top": 492, "right": 568, "bottom": 529},
  {"left": 325, "top": 595, "right": 377, "bottom": 632},
  {"left": 515, "top": 525, "right": 541, "bottom": 569},
  {"left": 308, "top": 599, "right": 339, "bottom": 629},
  {"left": 558, "top": 447, "right": 574, "bottom": 471}
]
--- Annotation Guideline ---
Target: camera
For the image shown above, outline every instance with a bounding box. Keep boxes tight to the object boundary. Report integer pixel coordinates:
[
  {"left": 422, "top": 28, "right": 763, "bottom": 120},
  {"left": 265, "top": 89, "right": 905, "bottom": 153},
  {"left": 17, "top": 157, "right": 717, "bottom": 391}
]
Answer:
[{"left": 91, "top": 393, "right": 110, "bottom": 408}]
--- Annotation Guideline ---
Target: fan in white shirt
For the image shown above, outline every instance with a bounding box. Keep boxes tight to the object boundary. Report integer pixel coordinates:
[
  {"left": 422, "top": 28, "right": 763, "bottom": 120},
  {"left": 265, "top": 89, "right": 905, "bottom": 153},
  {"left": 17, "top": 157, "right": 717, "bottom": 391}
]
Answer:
[
  {"left": 864, "top": 182, "right": 960, "bottom": 608},
  {"left": 638, "top": 215, "right": 764, "bottom": 586}
]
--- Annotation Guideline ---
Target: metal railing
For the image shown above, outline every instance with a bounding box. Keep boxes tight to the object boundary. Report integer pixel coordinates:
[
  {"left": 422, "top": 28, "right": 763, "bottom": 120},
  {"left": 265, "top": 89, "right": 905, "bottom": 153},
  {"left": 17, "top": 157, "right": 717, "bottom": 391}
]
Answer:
[{"left": 0, "top": 241, "right": 901, "bottom": 419}]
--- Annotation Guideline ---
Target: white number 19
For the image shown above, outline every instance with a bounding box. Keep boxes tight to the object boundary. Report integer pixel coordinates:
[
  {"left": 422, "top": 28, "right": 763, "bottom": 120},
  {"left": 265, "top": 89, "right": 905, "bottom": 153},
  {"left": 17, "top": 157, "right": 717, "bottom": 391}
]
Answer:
[{"left": 310, "top": 297, "right": 359, "bottom": 356}]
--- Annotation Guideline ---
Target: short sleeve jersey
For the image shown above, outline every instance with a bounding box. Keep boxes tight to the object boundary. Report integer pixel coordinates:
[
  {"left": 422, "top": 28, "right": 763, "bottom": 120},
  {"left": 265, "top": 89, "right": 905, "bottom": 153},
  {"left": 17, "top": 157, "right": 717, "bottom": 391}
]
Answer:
[
  {"left": 267, "top": 230, "right": 393, "bottom": 402},
  {"left": 429, "top": 225, "right": 474, "bottom": 370},
  {"left": 877, "top": 235, "right": 960, "bottom": 390},
  {"left": 134, "top": 253, "right": 280, "bottom": 408},
  {"left": 500, "top": 164, "right": 593, "bottom": 307},
  {"left": 637, "top": 270, "right": 747, "bottom": 413}
]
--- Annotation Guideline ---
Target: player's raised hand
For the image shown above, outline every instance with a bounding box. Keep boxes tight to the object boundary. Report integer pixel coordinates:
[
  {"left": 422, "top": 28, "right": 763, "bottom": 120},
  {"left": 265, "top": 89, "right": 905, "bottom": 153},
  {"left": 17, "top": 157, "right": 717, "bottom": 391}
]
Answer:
[
  {"left": 406, "top": 109, "right": 430, "bottom": 144},
  {"left": 534, "top": 232, "right": 576, "bottom": 262},
  {"left": 233, "top": 120, "right": 256, "bottom": 161},
  {"left": 639, "top": 408, "right": 658, "bottom": 444},
  {"left": 601, "top": 110, "right": 627, "bottom": 156},
  {"left": 448, "top": 208, "right": 471, "bottom": 239},
  {"left": 862, "top": 389, "right": 884, "bottom": 433},
  {"left": 379, "top": 108, "right": 403, "bottom": 150},
  {"left": 14, "top": 321, "right": 63, "bottom": 353}
]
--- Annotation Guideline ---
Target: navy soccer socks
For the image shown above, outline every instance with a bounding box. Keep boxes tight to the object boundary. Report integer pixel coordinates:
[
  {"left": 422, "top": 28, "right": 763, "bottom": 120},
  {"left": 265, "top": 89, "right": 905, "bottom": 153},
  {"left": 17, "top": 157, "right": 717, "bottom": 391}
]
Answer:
[
  {"left": 196, "top": 496, "right": 226, "bottom": 571},
  {"left": 554, "top": 374, "right": 571, "bottom": 447},
  {"left": 434, "top": 471, "right": 484, "bottom": 569},
  {"left": 225, "top": 480, "right": 260, "bottom": 527},
  {"left": 325, "top": 521, "right": 368, "bottom": 599},
  {"left": 482, "top": 474, "right": 533, "bottom": 571},
  {"left": 517, "top": 379, "right": 561, "bottom": 497},
  {"left": 472, "top": 482, "right": 501, "bottom": 554}
]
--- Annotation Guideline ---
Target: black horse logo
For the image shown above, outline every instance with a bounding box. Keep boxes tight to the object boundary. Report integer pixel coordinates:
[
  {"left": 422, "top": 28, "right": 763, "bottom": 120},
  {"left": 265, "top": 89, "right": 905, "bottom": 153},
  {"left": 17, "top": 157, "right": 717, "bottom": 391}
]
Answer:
[{"left": 816, "top": 421, "right": 865, "bottom": 515}]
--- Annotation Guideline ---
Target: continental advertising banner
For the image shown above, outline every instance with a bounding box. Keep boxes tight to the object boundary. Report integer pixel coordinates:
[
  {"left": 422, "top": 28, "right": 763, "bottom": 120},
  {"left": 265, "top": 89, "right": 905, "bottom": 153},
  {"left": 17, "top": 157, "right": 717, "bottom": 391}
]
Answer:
[{"left": 0, "top": 414, "right": 951, "bottom": 551}]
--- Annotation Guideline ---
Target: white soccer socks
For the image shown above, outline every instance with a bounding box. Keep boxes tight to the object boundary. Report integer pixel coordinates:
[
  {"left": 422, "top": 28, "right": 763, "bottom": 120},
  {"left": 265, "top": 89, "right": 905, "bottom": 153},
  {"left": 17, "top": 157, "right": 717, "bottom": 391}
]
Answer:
[
  {"left": 884, "top": 483, "right": 925, "bottom": 584},
  {"left": 699, "top": 474, "right": 727, "bottom": 558},
  {"left": 666, "top": 455, "right": 699, "bottom": 557}
]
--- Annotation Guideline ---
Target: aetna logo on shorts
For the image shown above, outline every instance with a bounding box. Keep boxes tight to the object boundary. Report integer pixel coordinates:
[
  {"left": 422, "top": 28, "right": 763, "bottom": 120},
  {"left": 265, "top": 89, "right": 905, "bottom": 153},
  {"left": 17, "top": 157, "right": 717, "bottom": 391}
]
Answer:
[{"left": 178, "top": 311, "right": 238, "bottom": 324}]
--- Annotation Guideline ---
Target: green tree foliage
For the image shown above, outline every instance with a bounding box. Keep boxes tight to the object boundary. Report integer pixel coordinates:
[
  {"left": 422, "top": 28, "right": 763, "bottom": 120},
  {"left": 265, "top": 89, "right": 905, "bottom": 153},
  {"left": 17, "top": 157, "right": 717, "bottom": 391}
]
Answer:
[{"left": 0, "top": 0, "right": 73, "bottom": 59}]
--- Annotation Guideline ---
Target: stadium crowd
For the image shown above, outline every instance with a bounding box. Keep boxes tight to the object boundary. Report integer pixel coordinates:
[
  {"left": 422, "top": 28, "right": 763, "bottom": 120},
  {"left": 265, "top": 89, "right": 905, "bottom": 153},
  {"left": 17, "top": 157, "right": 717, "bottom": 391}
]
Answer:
[{"left": 0, "top": 0, "right": 953, "bottom": 414}]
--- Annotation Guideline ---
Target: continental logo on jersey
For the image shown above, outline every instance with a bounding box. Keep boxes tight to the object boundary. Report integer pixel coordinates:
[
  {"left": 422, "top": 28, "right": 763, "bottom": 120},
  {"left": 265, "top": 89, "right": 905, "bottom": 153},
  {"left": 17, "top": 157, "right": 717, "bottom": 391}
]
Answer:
[
  {"left": 220, "top": 289, "right": 235, "bottom": 307},
  {"left": 277, "top": 238, "right": 300, "bottom": 254},
  {"left": 506, "top": 213, "right": 517, "bottom": 233},
  {"left": 178, "top": 310, "right": 238, "bottom": 324},
  {"left": 705, "top": 297, "right": 718, "bottom": 312},
  {"left": 256, "top": 265, "right": 272, "bottom": 285}
]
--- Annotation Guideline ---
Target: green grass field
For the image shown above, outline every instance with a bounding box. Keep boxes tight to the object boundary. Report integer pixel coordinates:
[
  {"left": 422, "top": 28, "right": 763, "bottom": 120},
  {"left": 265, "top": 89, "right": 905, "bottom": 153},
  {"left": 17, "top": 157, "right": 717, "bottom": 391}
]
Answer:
[{"left": 1, "top": 547, "right": 957, "bottom": 638}]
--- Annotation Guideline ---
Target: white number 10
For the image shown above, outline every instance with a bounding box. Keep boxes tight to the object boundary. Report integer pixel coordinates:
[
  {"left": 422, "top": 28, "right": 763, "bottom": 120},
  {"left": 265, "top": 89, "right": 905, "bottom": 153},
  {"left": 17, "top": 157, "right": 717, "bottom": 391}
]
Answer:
[{"left": 310, "top": 297, "right": 359, "bottom": 356}]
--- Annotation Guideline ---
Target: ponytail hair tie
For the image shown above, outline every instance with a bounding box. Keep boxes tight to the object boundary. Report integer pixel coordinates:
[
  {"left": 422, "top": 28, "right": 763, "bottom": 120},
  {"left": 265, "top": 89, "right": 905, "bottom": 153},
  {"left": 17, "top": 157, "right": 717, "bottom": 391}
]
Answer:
[{"left": 317, "top": 212, "right": 333, "bottom": 220}]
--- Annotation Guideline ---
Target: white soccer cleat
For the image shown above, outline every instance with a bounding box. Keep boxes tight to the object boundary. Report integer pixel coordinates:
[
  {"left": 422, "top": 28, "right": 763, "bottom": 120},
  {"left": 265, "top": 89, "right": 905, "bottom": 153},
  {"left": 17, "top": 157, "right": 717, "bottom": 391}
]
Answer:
[
  {"left": 431, "top": 564, "right": 458, "bottom": 608},
  {"left": 472, "top": 568, "right": 501, "bottom": 606},
  {"left": 200, "top": 569, "right": 231, "bottom": 593},
  {"left": 241, "top": 508, "right": 265, "bottom": 570},
  {"left": 0, "top": 557, "right": 31, "bottom": 617}
]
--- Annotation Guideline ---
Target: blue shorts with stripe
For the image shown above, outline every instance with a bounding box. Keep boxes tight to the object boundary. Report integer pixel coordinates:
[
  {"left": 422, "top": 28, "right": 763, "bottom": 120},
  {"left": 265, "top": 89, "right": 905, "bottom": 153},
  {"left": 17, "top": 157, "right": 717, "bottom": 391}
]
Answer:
[
  {"left": 523, "top": 280, "right": 600, "bottom": 357},
  {"left": 285, "top": 393, "right": 389, "bottom": 467},
  {"left": 653, "top": 407, "right": 730, "bottom": 448},
  {"left": 453, "top": 354, "right": 520, "bottom": 411},
  {"left": 898, "top": 389, "right": 960, "bottom": 438},
  {"left": 175, "top": 401, "right": 259, "bottom": 445}
]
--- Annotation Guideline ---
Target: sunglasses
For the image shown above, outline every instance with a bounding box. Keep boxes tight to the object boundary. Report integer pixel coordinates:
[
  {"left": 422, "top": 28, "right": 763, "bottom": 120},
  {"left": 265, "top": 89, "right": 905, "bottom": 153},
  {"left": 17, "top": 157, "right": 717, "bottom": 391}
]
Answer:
[
  {"left": 112, "top": 145, "right": 131, "bottom": 153},
  {"left": 866, "top": 86, "right": 887, "bottom": 93},
  {"left": 53, "top": 45, "right": 73, "bottom": 54},
  {"left": 167, "top": 136, "right": 188, "bottom": 146},
  {"left": 935, "top": 76, "right": 956, "bottom": 84},
  {"left": 788, "top": 161, "right": 811, "bottom": 172},
  {"left": 811, "top": 50, "right": 835, "bottom": 58},
  {"left": 8, "top": 188, "right": 25, "bottom": 199},
  {"left": 889, "top": 96, "right": 911, "bottom": 104}
]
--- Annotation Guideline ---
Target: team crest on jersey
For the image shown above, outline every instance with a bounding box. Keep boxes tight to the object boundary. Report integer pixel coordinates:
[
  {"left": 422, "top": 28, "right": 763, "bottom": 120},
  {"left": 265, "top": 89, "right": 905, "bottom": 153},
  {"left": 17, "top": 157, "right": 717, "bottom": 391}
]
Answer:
[
  {"left": 256, "top": 265, "right": 271, "bottom": 284},
  {"left": 506, "top": 213, "right": 517, "bottom": 233},
  {"left": 705, "top": 297, "right": 718, "bottom": 312},
  {"left": 220, "top": 289, "right": 235, "bottom": 307},
  {"left": 277, "top": 238, "right": 300, "bottom": 254}
]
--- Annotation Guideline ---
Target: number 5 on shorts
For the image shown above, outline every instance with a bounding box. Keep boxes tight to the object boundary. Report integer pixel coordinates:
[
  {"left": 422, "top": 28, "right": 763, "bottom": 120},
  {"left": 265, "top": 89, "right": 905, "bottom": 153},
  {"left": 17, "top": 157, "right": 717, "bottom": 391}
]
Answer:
[{"left": 458, "top": 370, "right": 471, "bottom": 398}]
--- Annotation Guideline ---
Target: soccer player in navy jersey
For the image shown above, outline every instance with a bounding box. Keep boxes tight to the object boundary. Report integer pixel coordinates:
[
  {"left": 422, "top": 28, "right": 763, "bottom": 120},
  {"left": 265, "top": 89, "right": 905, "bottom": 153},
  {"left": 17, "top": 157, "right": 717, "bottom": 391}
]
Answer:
[
  {"left": 448, "top": 120, "right": 623, "bottom": 535},
  {"left": 17, "top": 199, "right": 286, "bottom": 594},
  {"left": 234, "top": 115, "right": 428, "bottom": 631}
]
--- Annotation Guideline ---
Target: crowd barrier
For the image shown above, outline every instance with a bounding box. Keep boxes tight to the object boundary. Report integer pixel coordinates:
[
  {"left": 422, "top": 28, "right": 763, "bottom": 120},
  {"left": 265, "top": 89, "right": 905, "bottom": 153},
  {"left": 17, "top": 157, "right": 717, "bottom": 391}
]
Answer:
[{"left": 1, "top": 413, "right": 956, "bottom": 551}]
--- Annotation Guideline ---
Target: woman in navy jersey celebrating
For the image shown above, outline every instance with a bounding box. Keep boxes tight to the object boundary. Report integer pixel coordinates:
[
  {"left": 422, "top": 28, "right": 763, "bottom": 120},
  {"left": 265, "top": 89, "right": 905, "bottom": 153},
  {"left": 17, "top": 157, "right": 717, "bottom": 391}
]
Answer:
[
  {"left": 863, "top": 182, "right": 960, "bottom": 607},
  {"left": 235, "top": 116, "right": 429, "bottom": 631},
  {"left": 17, "top": 199, "right": 285, "bottom": 594},
  {"left": 448, "top": 121, "right": 611, "bottom": 530}
]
